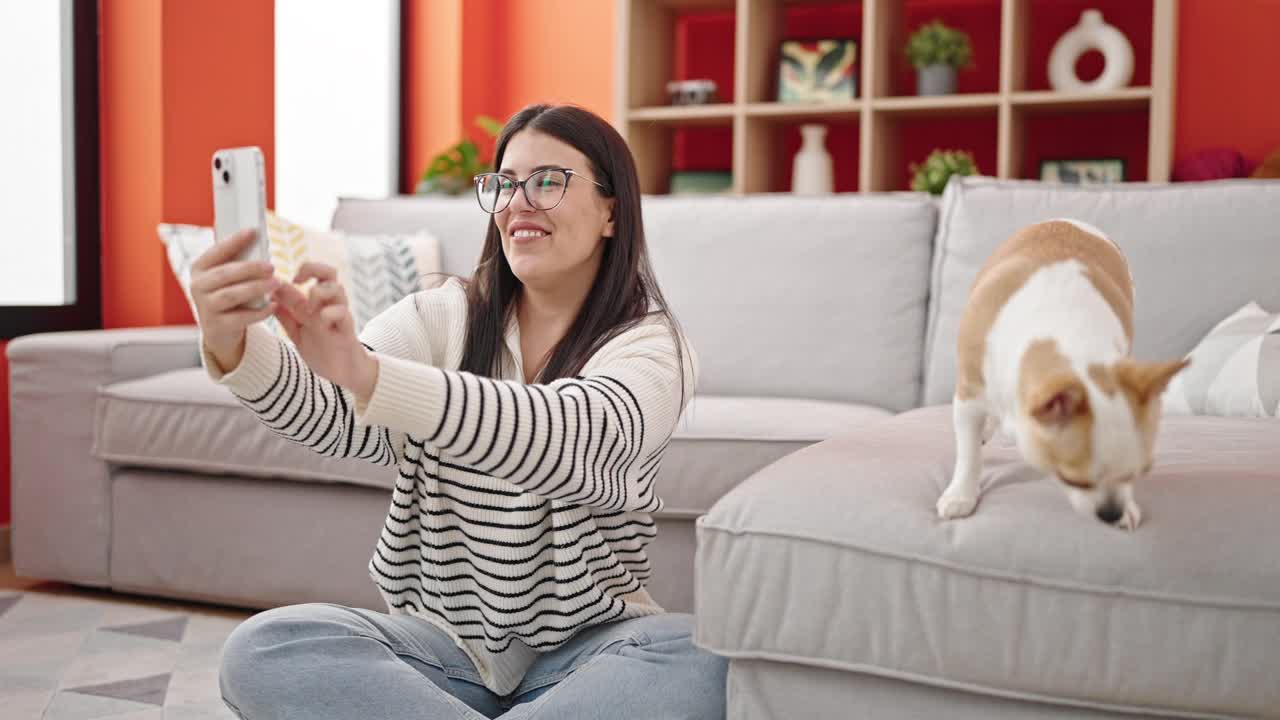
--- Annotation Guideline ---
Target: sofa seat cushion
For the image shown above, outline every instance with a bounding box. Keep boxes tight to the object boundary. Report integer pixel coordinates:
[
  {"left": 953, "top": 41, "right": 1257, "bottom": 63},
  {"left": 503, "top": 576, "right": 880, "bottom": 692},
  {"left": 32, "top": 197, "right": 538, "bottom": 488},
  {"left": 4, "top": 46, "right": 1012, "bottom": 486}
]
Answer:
[
  {"left": 695, "top": 404, "right": 1280, "bottom": 718},
  {"left": 93, "top": 368, "right": 392, "bottom": 491},
  {"left": 92, "top": 369, "right": 892, "bottom": 517},
  {"left": 661, "top": 395, "right": 892, "bottom": 517}
]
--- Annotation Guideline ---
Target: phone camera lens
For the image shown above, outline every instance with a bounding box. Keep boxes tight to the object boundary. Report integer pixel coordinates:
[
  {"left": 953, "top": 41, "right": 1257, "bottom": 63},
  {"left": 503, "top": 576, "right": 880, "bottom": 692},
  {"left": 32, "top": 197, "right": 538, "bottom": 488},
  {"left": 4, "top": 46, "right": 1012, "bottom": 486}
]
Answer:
[
  {"left": 214, "top": 157, "right": 222, "bottom": 170},
  {"left": 222, "top": 170, "right": 231, "bottom": 184}
]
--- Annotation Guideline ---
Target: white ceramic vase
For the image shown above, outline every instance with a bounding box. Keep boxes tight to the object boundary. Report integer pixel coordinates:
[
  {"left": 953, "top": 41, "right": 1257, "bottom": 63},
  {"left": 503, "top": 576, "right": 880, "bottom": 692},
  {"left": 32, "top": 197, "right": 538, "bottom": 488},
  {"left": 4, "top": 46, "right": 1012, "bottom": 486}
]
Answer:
[
  {"left": 1048, "top": 9, "right": 1134, "bottom": 93},
  {"left": 792, "top": 124, "right": 833, "bottom": 195}
]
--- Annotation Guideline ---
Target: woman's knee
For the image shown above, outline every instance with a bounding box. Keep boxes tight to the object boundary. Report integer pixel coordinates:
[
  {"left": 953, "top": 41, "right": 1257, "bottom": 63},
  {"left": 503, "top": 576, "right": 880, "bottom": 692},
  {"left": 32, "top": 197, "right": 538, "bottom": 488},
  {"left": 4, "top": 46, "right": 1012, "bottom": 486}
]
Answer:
[
  {"left": 219, "top": 603, "right": 357, "bottom": 705},
  {"left": 629, "top": 615, "right": 729, "bottom": 716}
]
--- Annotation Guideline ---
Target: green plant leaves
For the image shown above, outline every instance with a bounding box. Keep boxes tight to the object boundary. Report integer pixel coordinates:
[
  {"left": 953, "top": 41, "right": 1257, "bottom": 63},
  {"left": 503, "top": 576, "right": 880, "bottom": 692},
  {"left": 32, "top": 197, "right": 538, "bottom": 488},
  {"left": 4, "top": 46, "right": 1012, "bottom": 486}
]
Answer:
[
  {"left": 909, "top": 149, "right": 978, "bottom": 195},
  {"left": 905, "top": 19, "right": 974, "bottom": 69},
  {"left": 419, "top": 114, "right": 505, "bottom": 195}
]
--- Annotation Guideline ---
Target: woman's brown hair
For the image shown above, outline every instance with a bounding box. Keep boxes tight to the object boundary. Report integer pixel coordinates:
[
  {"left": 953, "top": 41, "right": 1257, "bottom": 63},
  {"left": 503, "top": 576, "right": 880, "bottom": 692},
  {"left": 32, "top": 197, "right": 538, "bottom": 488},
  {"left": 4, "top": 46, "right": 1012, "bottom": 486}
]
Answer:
[{"left": 459, "top": 103, "right": 685, "bottom": 393}]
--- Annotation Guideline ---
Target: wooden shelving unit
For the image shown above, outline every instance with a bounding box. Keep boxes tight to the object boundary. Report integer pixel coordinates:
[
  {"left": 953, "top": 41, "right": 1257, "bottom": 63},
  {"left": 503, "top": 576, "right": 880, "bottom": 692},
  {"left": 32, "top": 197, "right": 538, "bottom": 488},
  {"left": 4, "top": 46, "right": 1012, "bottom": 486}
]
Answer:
[{"left": 614, "top": 0, "right": 1178, "bottom": 195}]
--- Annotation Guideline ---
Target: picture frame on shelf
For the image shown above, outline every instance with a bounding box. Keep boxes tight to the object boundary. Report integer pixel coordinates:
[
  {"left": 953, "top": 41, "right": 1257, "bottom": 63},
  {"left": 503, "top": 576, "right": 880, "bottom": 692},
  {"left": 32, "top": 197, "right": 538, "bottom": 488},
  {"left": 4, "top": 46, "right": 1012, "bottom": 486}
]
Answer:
[
  {"left": 1039, "top": 158, "right": 1126, "bottom": 184},
  {"left": 669, "top": 170, "right": 733, "bottom": 195},
  {"left": 778, "top": 39, "right": 858, "bottom": 103}
]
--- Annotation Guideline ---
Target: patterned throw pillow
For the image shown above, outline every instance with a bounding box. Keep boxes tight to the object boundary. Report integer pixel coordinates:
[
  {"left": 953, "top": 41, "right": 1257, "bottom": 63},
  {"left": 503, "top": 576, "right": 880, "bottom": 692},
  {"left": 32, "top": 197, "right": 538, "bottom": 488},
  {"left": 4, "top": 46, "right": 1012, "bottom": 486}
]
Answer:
[
  {"left": 1162, "top": 301, "right": 1280, "bottom": 418},
  {"left": 158, "top": 211, "right": 443, "bottom": 338}
]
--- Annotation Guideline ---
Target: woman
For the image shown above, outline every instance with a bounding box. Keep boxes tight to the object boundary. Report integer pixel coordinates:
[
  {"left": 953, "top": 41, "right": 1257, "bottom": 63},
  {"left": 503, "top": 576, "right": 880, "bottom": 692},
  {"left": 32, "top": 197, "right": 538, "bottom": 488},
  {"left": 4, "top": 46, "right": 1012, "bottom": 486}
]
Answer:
[{"left": 191, "top": 104, "right": 727, "bottom": 719}]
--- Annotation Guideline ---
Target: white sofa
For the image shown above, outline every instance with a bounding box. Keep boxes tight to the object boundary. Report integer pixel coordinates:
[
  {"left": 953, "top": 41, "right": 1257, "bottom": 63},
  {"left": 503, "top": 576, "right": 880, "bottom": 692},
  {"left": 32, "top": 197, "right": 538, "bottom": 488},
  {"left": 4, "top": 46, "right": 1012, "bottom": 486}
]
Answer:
[{"left": 10, "top": 177, "right": 1280, "bottom": 717}]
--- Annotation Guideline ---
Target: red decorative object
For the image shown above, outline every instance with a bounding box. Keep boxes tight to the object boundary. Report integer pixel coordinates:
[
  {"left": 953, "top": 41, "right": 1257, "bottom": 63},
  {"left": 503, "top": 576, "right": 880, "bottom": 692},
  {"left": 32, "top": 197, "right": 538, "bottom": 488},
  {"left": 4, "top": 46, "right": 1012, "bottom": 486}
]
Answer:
[{"left": 1172, "top": 148, "right": 1250, "bottom": 182}]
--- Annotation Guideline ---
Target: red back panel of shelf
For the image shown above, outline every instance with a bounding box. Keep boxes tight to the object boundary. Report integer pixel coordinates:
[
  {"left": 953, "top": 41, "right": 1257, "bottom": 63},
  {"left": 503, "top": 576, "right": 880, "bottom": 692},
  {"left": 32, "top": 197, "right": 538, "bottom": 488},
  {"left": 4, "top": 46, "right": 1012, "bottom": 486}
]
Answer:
[{"left": 673, "top": 11, "right": 735, "bottom": 172}]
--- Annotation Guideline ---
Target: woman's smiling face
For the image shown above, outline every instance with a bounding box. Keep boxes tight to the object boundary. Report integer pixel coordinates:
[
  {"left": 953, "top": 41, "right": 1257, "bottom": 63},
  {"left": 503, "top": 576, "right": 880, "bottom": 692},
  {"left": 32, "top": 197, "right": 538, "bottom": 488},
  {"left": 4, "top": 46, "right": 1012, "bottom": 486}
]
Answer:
[{"left": 494, "top": 130, "right": 615, "bottom": 289}]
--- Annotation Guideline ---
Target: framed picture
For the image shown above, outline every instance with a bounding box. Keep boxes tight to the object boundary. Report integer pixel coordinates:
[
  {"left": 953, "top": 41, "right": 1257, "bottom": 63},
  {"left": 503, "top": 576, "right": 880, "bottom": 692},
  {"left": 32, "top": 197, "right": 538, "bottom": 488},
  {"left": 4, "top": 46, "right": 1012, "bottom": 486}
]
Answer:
[
  {"left": 778, "top": 39, "right": 857, "bottom": 103},
  {"left": 1039, "top": 158, "right": 1126, "bottom": 184},
  {"left": 669, "top": 170, "right": 733, "bottom": 195}
]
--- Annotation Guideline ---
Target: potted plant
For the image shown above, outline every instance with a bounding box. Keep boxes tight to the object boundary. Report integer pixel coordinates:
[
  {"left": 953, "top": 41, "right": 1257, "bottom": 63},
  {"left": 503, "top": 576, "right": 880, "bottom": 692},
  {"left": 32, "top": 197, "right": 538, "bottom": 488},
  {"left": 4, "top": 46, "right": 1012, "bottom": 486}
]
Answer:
[
  {"left": 416, "top": 115, "right": 504, "bottom": 195},
  {"left": 905, "top": 20, "right": 973, "bottom": 96},
  {"left": 909, "top": 149, "right": 978, "bottom": 195}
]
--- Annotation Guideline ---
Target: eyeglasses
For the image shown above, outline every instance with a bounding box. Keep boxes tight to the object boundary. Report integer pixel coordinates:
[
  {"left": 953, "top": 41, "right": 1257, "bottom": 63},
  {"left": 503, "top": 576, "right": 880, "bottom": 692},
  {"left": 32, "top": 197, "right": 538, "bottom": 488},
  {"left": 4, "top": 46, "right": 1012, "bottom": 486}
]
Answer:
[{"left": 473, "top": 168, "right": 608, "bottom": 214}]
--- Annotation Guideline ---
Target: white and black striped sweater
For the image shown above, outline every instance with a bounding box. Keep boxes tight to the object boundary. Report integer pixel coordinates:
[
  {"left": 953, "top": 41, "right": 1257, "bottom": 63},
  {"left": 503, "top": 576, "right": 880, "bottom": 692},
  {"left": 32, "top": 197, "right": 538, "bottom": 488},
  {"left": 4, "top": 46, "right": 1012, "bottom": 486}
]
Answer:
[{"left": 201, "top": 278, "right": 696, "bottom": 694}]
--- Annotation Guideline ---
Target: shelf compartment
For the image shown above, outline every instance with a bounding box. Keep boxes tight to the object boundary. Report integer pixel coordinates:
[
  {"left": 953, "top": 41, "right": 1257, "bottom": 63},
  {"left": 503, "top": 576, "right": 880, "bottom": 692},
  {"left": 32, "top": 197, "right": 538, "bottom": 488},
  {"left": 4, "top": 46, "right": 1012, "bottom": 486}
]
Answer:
[
  {"left": 622, "top": 0, "right": 736, "bottom": 109},
  {"left": 866, "top": 111, "right": 999, "bottom": 192},
  {"left": 876, "top": 0, "right": 1004, "bottom": 98},
  {"left": 628, "top": 116, "right": 734, "bottom": 195},
  {"left": 1017, "top": 0, "right": 1154, "bottom": 93},
  {"left": 740, "top": 115, "right": 861, "bottom": 194},
  {"left": 741, "top": 0, "right": 864, "bottom": 104},
  {"left": 1014, "top": 106, "right": 1150, "bottom": 182}
]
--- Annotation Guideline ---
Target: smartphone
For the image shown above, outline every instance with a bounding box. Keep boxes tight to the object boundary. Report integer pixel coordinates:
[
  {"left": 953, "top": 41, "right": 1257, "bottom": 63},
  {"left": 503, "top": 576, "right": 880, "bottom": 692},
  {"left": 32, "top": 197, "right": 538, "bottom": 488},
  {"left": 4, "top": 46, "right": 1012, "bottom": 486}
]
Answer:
[{"left": 212, "top": 146, "right": 270, "bottom": 309}]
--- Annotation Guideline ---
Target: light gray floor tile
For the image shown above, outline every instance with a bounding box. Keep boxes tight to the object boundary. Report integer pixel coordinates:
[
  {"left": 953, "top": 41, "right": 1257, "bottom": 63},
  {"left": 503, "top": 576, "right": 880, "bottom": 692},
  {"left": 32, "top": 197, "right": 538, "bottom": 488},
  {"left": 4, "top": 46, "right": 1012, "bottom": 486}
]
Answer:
[{"left": 42, "top": 690, "right": 155, "bottom": 720}]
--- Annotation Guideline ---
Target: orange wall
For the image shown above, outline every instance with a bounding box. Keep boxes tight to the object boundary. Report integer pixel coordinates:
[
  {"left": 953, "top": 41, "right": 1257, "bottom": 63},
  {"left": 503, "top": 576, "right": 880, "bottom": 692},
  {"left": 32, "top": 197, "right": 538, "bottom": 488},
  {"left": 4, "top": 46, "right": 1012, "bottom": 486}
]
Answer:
[
  {"left": 400, "top": 0, "right": 615, "bottom": 191},
  {"left": 101, "top": 0, "right": 273, "bottom": 329},
  {"left": 402, "top": 0, "right": 463, "bottom": 194},
  {"left": 1174, "top": 0, "right": 1280, "bottom": 169},
  {"left": 500, "top": 1, "right": 615, "bottom": 122},
  {"left": 100, "top": 0, "right": 165, "bottom": 329}
]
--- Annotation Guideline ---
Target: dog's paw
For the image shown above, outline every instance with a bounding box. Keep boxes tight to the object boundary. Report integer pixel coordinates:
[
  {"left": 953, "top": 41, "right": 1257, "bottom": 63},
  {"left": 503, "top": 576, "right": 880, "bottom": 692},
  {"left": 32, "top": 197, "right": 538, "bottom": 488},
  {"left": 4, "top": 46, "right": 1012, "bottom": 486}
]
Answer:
[
  {"left": 1117, "top": 500, "right": 1142, "bottom": 531},
  {"left": 936, "top": 492, "right": 978, "bottom": 520}
]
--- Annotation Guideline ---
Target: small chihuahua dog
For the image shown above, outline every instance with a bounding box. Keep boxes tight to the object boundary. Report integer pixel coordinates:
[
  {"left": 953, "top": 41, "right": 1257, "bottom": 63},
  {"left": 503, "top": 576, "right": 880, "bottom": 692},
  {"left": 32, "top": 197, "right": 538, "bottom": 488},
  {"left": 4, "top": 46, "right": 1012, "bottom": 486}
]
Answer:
[{"left": 937, "top": 219, "right": 1189, "bottom": 530}]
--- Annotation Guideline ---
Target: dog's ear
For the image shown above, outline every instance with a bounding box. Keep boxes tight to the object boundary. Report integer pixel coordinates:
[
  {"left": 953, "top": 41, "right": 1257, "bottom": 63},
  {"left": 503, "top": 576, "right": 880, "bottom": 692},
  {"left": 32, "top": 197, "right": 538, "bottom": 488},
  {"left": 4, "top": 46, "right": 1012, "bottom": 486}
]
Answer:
[
  {"left": 1115, "top": 357, "right": 1190, "bottom": 405},
  {"left": 1030, "top": 375, "right": 1089, "bottom": 428}
]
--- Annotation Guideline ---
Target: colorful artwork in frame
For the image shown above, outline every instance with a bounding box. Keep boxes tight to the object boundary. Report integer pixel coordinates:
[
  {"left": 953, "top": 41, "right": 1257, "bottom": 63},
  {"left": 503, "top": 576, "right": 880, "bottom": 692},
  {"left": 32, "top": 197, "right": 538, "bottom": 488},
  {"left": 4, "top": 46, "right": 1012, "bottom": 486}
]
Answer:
[
  {"left": 1040, "top": 158, "right": 1126, "bottom": 184},
  {"left": 778, "top": 39, "right": 858, "bottom": 103}
]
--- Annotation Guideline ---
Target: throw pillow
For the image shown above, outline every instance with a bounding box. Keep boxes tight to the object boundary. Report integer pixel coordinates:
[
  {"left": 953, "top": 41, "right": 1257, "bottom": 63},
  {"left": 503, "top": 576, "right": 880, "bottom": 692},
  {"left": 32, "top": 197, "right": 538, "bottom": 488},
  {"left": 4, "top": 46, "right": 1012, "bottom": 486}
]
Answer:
[
  {"left": 1162, "top": 301, "right": 1280, "bottom": 418},
  {"left": 158, "top": 211, "right": 444, "bottom": 338}
]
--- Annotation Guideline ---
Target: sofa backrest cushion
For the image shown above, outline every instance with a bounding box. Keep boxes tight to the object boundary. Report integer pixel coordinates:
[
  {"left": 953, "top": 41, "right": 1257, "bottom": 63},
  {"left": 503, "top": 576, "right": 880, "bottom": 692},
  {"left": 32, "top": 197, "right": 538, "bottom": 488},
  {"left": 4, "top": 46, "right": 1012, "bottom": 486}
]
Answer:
[{"left": 333, "top": 193, "right": 939, "bottom": 410}]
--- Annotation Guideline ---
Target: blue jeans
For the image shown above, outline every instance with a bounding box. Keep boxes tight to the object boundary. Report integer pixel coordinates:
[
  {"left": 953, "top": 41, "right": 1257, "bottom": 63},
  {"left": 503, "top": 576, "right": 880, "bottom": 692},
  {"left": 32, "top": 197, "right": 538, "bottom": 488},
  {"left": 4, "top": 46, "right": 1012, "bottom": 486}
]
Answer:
[{"left": 219, "top": 603, "right": 727, "bottom": 719}]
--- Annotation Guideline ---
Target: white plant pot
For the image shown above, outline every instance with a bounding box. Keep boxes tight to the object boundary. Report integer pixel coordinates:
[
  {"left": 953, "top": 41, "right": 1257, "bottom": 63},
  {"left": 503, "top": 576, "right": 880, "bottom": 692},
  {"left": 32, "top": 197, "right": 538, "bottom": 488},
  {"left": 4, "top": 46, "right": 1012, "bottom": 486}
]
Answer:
[{"left": 792, "top": 124, "right": 833, "bottom": 195}]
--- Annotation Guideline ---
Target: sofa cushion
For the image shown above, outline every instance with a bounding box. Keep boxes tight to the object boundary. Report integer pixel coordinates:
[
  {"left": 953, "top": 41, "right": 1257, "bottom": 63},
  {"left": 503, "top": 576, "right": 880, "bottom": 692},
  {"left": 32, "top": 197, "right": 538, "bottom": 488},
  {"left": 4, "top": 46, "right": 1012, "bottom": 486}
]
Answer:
[
  {"left": 696, "top": 404, "right": 1280, "bottom": 718},
  {"left": 91, "top": 368, "right": 890, "bottom": 518},
  {"left": 158, "top": 215, "right": 443, "bottom": 339},
  {"left": 92, "top": 367, "right": 390, "bottom": 491},
  {"left": 333, "top": 194, "right": 939, "bottom": 411},
  {"left": 662, "top": 395, "right": 891, "bottom": 517},
  {"left": 923, "top": 177, "right": 1280, "bottom": 405},
  {"left": 640, "top": 194, "right": 936, "bottom": 411},
  {"left": 1162, "top": 300, "right": 1280, "bottom": 419}
]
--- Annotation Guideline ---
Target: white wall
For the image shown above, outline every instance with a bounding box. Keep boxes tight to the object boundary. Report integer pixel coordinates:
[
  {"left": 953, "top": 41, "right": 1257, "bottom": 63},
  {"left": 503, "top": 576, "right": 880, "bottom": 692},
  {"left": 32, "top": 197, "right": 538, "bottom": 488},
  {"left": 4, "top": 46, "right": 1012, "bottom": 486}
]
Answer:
[
  {"left": 0, "top": 1, "right": 72, "bottom": 305},
  {"left": 274, "top": 0, "right": 401, "bottom": 229}
]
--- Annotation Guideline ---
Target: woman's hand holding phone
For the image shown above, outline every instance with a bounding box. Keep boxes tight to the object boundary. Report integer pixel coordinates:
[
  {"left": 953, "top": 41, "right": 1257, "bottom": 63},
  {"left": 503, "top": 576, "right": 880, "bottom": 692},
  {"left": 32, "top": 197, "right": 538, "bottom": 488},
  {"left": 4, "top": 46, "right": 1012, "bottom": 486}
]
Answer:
[{"left": 190, "top": 228, "right": 280, "bottom": 373}]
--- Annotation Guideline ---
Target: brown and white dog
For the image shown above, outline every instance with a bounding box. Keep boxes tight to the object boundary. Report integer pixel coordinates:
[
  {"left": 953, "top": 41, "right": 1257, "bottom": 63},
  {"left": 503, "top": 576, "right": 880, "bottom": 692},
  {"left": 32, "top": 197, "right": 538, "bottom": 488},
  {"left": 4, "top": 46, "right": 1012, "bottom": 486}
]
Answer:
[{"left": 937, "top": 219, "right": 1189, "bottom": 530}]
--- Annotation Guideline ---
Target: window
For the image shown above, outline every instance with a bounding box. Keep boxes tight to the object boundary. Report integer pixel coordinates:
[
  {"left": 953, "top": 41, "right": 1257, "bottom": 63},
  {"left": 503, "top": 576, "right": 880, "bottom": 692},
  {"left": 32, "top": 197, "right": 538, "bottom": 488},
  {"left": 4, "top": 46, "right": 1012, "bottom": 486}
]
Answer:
[
  {"left": 274, "top": 0, "right": 401, "bottom": 229},
  {"left": 0, "top": 0, "right": 100, "bottom": 338}
]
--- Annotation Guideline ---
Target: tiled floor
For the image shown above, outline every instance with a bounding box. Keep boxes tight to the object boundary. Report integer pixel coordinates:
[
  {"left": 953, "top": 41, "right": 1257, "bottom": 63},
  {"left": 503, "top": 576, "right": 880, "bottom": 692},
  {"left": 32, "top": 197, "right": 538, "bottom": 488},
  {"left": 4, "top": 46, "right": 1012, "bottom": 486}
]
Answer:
[{"left": 0, "top": 563, "right": 252, "bottom": 719}]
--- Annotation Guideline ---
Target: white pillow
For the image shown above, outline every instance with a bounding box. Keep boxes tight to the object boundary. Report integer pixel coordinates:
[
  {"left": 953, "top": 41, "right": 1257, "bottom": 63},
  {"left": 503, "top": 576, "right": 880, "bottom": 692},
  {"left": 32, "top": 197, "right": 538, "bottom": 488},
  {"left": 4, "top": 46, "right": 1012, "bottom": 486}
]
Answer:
[
  {"left": 1163, "top": 301, "right": 1280, "bottom": 418},
  {"left": 158, "top": 211, "right": 443, "bottom": 338}
]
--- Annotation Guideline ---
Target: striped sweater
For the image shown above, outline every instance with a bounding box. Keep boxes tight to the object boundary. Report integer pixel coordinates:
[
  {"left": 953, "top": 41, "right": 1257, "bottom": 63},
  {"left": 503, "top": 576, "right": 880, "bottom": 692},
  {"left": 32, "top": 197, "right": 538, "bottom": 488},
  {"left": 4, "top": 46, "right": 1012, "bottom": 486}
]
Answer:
[{"left": 201, "top": 277, "right": 696, "bottom": 694}]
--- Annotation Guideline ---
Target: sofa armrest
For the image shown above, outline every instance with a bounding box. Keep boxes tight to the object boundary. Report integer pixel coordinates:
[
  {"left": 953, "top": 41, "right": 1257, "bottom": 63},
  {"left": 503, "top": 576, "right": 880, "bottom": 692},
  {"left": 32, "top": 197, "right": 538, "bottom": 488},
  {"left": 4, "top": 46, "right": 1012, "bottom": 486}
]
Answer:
[{"left": 7, "top": 325, "right": 201, "bottom": 586}]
